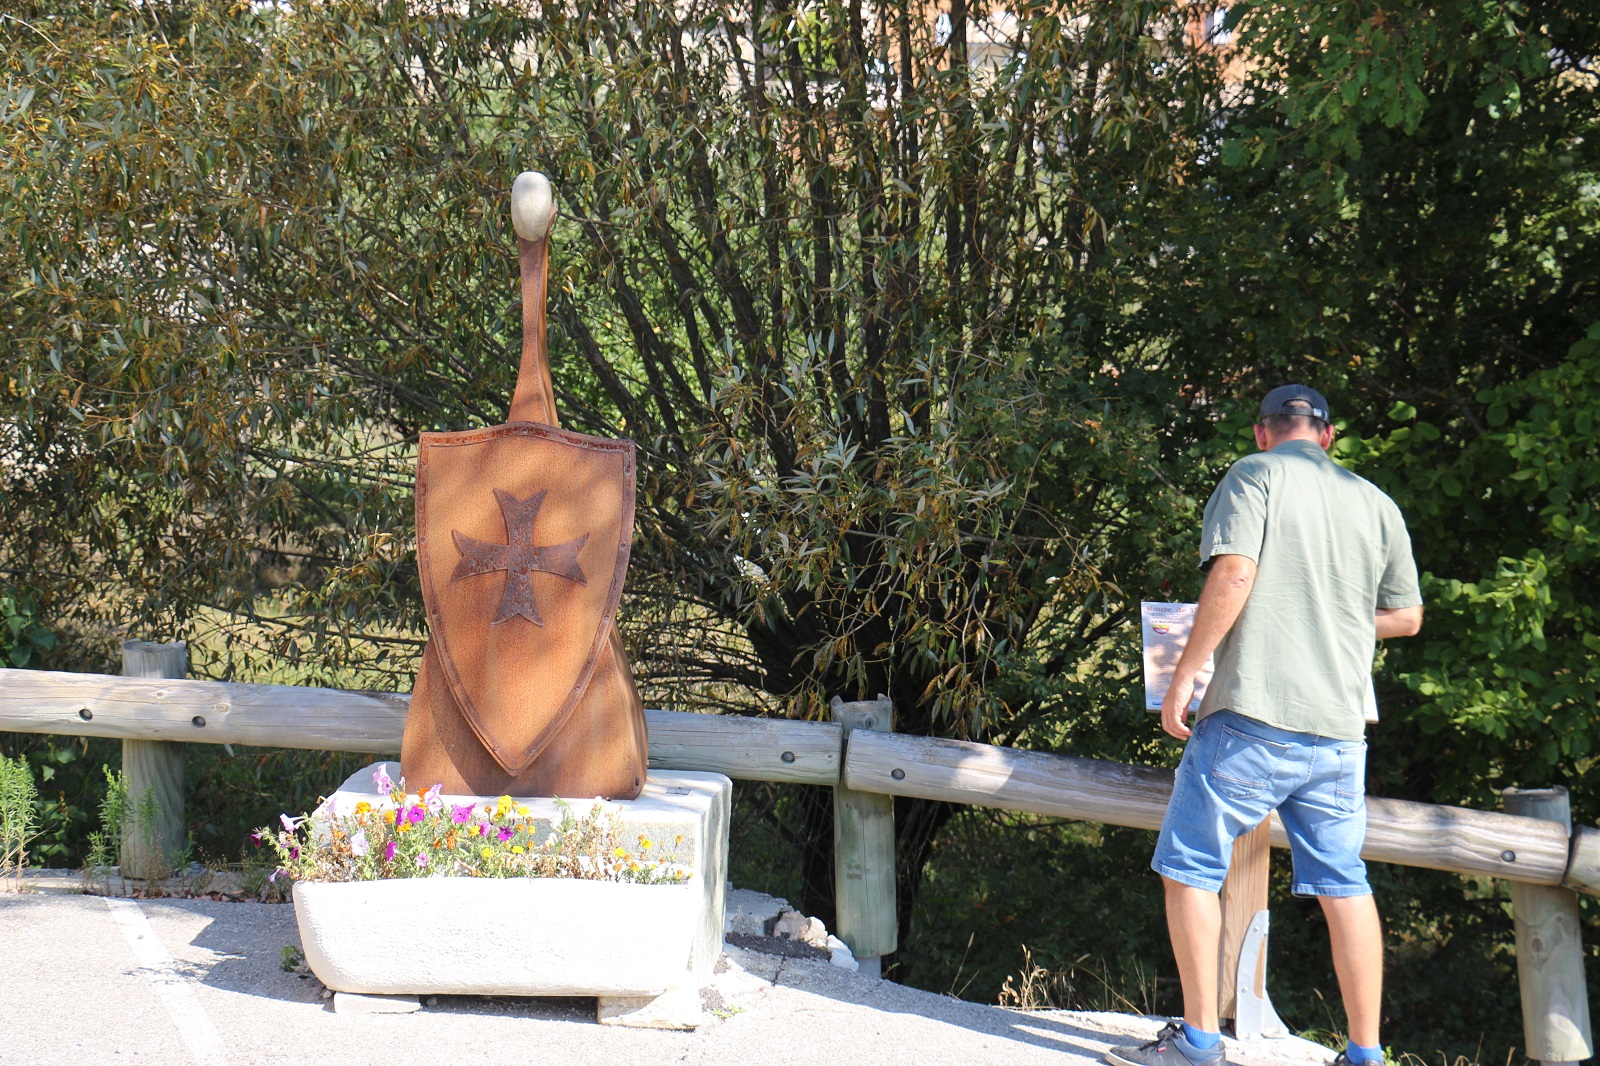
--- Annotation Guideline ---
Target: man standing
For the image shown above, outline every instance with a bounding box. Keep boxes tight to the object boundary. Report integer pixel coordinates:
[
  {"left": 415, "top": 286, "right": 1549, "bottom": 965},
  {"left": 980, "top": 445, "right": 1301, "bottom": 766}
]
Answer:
[{"left": 1107, "top": 386, "right": 1423, "bottom": 1066}]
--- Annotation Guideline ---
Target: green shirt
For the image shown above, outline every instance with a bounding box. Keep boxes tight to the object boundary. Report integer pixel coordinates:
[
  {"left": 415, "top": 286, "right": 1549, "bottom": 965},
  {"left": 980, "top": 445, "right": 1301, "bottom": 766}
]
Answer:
[{"left": 1195, "top": 439, "right": 1422, "bottom": 740}]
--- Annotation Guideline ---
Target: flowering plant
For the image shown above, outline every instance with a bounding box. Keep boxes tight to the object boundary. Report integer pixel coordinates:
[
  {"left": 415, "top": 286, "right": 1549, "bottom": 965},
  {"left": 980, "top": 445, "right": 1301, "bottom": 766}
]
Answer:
[{"left": 257, "top": 769, "right": 690, "bottom": 886}]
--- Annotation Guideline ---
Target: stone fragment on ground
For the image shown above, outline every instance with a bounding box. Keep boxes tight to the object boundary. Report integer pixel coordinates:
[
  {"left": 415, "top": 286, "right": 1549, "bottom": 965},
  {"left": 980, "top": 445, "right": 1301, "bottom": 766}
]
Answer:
[
  {"left": 726, "top": 888, "right": 858, "bottom": 970},
  {"left": 597, "top": 983, "right": 704, "bottom": 1029},
  {"left": 332, "top": 991, "right": 421, "bottom": 1014},
  {"left": 724, "top": 886, "right": 791, "bottom": 936}
]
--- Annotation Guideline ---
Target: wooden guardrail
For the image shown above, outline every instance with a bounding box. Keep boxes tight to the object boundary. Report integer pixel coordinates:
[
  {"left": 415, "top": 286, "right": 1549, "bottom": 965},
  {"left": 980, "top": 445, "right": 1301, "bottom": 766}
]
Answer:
[
  {"left": 0, "top": 664, "right": 1592, "bottom": 1062},
  {"left": 841, "top": 730, "right": 1591, "bottom": 892}
]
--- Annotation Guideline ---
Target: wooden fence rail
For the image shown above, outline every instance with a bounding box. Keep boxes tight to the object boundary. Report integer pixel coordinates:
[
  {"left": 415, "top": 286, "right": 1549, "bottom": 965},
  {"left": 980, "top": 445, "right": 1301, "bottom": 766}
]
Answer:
[
  {"left": 4, "top": 666, "right": 1596, "bottom": 892},
  {"left": 841, "top": 730, "right": 1590, "bottom": 892}
]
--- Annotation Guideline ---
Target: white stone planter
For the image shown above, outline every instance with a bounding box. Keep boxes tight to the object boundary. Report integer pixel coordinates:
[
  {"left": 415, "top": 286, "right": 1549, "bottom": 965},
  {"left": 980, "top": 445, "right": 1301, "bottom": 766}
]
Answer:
[
  {"left": 294, "top": 875, "right": 698, "bottom": 997},
  {"left": 292, "top": 765, "right": 731, "bottom": 1012}
]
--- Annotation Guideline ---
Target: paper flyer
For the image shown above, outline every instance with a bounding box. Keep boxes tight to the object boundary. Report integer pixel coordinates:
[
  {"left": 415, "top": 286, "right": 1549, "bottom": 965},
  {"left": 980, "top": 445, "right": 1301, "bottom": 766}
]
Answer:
[{"left": 1141, "top": 601, "right": 1212, "bottom": 713}]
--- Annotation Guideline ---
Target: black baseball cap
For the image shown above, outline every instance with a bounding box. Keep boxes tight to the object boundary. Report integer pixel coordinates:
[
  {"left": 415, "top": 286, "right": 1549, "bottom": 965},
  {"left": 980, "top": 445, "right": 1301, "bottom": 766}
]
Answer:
[{"left": 1258, "top": 384, "right": 1331, "bottom": 422}]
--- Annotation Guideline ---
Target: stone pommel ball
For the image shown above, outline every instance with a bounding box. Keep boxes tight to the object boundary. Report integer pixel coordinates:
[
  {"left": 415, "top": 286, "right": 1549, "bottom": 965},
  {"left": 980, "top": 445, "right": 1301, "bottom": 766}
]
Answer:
[{"left": 511, "top": 171, "right": 556, "bottom": 242}]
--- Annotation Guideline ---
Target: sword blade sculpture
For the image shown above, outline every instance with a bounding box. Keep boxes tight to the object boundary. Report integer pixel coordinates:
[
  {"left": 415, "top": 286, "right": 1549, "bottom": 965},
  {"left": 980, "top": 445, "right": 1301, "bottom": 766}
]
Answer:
[{"left": 400, "top": 172, "right": 650, "bottom": 800}]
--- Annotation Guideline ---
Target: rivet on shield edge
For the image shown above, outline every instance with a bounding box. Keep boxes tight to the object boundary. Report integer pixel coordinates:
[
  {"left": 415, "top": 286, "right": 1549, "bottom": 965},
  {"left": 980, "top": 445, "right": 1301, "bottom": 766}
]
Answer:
[
  {"left": 192, "top": 716, "right": 206, "bottom": 727},
  {"left": 79, "top": 708, "right": 92, "bottom": 720},
  {"left": 891, "top": 768, "right": 906, "bottom": 781},
  {"left": 781, "top": 751, "right": 796, "bottom": 763},
  {"left": 1501, "top": 850, "right": 1516, "bottom": 863}
]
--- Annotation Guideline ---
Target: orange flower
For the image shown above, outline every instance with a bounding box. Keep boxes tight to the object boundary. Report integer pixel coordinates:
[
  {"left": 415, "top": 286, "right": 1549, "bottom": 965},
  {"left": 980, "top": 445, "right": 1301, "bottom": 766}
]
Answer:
[{"left": 383, "top": 809, "right": 396, "bottom": 824}]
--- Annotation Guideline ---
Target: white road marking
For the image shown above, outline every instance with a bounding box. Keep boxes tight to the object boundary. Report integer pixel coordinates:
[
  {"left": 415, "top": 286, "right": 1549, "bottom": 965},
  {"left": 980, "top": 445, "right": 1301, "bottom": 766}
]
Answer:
[{"left": 103, "top": 896, "right": 225, "bottom": 1062}]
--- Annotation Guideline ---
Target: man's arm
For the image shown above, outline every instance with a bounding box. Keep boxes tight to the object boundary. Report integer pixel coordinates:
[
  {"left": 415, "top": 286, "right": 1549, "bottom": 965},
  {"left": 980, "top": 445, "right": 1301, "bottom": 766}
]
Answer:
[
  {"left": 1375, "top": 605, "right": 1423, "bottom": 639},
  {"left": 1160, "top": 553, "right": 1258, "bottom": 740}
]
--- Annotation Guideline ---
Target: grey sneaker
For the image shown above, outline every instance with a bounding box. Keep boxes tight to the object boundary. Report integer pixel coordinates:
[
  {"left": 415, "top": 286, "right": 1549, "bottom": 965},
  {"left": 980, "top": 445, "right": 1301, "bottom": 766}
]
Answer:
[{"left": 1105, "top": 1021, "right": 1227, "bottom": 1066}]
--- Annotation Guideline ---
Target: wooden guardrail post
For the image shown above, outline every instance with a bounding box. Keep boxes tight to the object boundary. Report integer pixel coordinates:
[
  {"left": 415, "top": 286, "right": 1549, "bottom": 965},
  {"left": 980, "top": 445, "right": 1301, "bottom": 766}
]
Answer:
[
  {"left": 1503, "top": 786, "right": 1593, "bottom": 1066},
  {"left": 1218, "top": 818, "right": 1284, "bottom": 1037},
  {"left": 120, "top": 641, "right": 188, "bottom": 880},
  {"left": 832, "top": 695, "right": 897, "bottom": 979}
]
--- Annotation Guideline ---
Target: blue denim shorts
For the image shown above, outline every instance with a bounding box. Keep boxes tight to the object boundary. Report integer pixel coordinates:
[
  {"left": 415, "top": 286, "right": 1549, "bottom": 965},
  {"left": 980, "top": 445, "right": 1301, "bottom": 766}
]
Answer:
[{"left": 1152, "top": 710, "right": 1370, "bottom": 897}]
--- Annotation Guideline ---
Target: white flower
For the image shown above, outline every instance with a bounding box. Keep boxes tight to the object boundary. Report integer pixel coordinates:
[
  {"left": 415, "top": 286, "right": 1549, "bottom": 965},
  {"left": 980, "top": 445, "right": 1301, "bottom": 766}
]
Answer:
[{"left": 350, "top": 829, "right": 369, "bottom": 857}]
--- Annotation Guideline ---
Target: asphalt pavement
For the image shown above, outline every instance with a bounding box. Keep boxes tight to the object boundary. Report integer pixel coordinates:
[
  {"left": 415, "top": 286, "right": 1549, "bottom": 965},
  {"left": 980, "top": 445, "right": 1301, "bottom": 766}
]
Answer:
[{"left": 0, "top": 871, "right": 1337, "bottom": 1066}]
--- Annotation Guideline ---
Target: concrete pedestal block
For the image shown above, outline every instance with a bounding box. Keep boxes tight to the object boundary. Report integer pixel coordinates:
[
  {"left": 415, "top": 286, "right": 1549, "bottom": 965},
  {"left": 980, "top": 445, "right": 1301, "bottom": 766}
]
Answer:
[{"left": 294, "top": 764, "right": 730, "bottom": 1010}]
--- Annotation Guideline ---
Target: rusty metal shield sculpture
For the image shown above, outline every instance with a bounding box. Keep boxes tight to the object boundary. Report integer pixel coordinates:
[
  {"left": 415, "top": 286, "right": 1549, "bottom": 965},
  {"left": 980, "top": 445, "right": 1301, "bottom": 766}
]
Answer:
[{"left": 401, "top": 172, "right": 649, "bottom": 799}]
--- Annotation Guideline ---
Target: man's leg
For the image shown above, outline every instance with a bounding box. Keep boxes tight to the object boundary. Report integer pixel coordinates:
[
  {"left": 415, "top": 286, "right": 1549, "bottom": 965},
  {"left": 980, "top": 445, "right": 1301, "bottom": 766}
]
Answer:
[
  {"left": 1164, "top": 877, "right": 1222, "bottom": 1032},
  {"left": 1319, "top": 892, "right": 1382, "bottom": 1048}
]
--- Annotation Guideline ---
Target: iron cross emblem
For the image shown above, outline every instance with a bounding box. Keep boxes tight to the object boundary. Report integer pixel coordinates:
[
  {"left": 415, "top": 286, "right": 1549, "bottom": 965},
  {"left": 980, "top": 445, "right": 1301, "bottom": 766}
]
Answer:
[{"left": 450, "top": 489, "right": 589, "bottom": 626}]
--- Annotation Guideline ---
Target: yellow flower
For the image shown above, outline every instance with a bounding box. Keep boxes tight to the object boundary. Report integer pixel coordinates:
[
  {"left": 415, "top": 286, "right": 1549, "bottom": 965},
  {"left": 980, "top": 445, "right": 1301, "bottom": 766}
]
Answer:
[
  {"left": 613, "top": 847, "right": 627, "bottom": 858},
  {"left": 355, "top": 801, "right": 373, "bottom": 815},
  {"left": 480, "top": 846, "right": 494, "bottom": 860},
  {"left": 511, "top": 845, "right": 525, "bottom": 855},
  {"left": 515, "top": 805, "right": 529, "bottom": 817},
  {"left": 383, "top": 810, "right": 396, "bottom": 824},
  {"left": 638, "top": 837, "right": 653, "bottom": 850},
  {"left": 495, "top": 795, "right": 513, "bottom": 817}
]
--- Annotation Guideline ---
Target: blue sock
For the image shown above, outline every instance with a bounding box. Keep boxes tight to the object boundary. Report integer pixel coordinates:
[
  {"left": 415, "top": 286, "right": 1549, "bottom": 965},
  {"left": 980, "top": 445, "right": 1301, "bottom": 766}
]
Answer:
[
  {"left": 1345, "top": 1042, "right": 1383, "bottom": 1063},
  {"left": 1182, "top": 1023, "right": 1221, "bottom": 1049}
]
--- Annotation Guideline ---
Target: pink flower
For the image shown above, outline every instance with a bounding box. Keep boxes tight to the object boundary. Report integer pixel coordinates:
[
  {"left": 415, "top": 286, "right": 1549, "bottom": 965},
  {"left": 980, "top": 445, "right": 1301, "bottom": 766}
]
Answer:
[
  {"left": 423, "top": 784, "right": 444, "bottom": 812},
  {"left": 350, "top": 829, "right": 369, "bottom": 857},
  {"left": 248, "top": 832, "right": 263, "bottom": 848},
  {"left": 477, "top": 823, "right": 491, "bottom": 837},
  {"left": 383, "top": 840, "right": 397, "bottom": 862},
  {"left": 279, "top": 813, "right": 301, "bottom": 832},
  {"left": 416, "top": 852, "right": 430, "bottom": 868},
  {"left": 497, "top": 827, "right": 514, "bottom": 842},
  {"left": 373, "top": 767, "right": 394, "bottom": 793},
  {"left": 406, "top": 805, "right": 426, "bottom": 825},
  {"left": 451, "top": 803, "right": 475, "bottom": 824}
]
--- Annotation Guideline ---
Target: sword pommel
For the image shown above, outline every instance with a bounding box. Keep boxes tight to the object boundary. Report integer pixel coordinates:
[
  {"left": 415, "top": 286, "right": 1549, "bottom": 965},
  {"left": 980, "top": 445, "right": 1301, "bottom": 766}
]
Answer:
[
  {"left": 511, "top": 171, "right": 556, "bottom": 242},
  {"left": 509, "top": 170, "right": 559, "bottom": 426}
]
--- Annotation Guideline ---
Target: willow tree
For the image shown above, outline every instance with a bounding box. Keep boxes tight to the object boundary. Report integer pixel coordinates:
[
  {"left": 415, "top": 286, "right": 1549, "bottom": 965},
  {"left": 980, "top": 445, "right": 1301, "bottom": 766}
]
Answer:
[{"left": 504, "top": 0, "right": 1227, "bottom": 929}]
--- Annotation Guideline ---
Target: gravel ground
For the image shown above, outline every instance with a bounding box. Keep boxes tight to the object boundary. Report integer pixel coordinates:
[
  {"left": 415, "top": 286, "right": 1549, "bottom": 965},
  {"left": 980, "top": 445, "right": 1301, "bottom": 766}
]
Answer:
[{"left": 0, "top": 870, "right": 1337, "bottom": 1066}]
